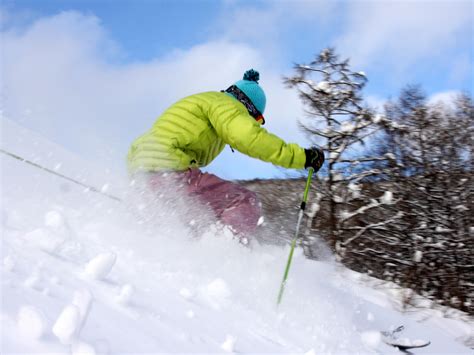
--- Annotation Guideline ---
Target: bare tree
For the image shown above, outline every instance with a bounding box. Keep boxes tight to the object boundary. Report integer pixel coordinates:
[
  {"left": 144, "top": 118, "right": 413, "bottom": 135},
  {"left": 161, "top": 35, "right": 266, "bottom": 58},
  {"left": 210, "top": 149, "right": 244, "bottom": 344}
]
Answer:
[
  {"left": 374, "top": 88, "right": 473, "bottom": 313},
  {"left": 285, "top": 48, "right": 398, "bottom": 259}
]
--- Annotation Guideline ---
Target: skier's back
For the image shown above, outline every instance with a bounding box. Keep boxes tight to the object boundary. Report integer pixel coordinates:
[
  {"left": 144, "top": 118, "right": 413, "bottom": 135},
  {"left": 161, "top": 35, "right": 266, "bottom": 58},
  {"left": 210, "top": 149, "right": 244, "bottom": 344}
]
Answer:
[{"left": 128, "top": 69, "right": 324, "bottom": 239}]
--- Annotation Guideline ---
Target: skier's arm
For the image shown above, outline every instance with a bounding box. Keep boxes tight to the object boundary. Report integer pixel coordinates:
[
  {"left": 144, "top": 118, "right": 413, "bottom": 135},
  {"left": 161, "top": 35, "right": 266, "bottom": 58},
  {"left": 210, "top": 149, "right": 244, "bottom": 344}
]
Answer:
[{"left": 208, "top": 102, "right": 306, "bottom": 169}]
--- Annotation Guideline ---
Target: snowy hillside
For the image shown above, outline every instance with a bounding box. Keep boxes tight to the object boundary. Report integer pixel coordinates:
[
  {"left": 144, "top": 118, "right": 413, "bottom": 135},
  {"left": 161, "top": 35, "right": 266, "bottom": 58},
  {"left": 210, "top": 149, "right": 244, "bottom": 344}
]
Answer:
[{"left": 1, "top": 117, "right": 472, "bottom": 354}]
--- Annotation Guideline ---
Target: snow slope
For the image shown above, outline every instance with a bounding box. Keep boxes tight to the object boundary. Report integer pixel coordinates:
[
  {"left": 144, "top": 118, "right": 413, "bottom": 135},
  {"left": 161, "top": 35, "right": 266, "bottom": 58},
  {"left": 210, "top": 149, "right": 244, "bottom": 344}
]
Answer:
[{"left": 1, "top": 117, "right": 472, "bottom": 354}]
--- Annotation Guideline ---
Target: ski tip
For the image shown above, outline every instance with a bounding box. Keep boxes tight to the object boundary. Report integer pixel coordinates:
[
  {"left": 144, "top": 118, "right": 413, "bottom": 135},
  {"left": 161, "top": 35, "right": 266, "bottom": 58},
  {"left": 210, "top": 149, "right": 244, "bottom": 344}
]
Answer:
[{"left": 384, "top": 340, "right": 431, "bottom": 350}]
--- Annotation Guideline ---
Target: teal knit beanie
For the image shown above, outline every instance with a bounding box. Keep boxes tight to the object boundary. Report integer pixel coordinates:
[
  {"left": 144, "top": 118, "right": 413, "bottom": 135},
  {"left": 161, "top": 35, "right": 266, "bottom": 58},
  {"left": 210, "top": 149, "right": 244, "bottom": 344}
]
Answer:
[{"left": 234, "top": 69, "right": 266, "bottom": 114}]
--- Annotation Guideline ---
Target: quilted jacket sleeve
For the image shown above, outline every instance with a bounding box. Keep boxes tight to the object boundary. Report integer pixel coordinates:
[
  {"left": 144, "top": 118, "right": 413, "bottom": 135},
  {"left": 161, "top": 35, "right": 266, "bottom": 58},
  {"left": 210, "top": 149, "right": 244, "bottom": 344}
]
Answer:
[{"left": 207, "top": 97, "right": 306, "bottom": 169}]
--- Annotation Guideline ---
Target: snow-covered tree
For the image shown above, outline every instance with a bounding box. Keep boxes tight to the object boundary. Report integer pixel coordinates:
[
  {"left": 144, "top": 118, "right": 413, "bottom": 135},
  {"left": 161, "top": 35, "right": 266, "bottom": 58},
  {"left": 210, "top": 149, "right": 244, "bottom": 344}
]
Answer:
[
  {"left": 285, "top": 49, "right": 473, "bottom": 314},
  {"left": 285, "top": 48, "right": 398, "bottom": 258},
  {"left": 375, "top": 87, "right": 473, "bottom": 313}
]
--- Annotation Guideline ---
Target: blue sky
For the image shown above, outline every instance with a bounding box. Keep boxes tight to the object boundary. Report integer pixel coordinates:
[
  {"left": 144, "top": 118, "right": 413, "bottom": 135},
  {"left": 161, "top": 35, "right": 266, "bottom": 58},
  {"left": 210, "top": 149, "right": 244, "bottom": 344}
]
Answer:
[{"left": 1, "top": 0, "right": 472, "bottom": 179}]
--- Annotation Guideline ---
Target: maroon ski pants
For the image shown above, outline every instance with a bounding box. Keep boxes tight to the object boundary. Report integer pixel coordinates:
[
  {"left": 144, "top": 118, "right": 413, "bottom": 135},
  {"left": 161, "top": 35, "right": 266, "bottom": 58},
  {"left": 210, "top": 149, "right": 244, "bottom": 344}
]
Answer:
[{"left": 147, "top": 169, "right": 262, "bottom": 236}]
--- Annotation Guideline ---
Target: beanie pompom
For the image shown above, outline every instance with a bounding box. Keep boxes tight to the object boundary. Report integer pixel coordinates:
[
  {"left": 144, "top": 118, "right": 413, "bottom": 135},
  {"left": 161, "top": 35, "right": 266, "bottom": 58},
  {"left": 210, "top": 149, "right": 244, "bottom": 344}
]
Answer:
[
  {"left": 243, "top": 69, "right": 260, "bottom": 83},
  {"left": 232, "top": 69, "right": 266, "bottom": 114}
]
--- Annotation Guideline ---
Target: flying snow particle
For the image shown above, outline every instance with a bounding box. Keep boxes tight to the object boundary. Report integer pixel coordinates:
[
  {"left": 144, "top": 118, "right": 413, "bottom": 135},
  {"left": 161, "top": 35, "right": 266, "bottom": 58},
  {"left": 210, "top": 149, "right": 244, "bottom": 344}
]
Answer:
[
  {"left": 201, "top": 278, "right": 232, "bottom": 310},
  {"left": 257, "top": 216, "right": 265, "bottom": 226},
  {"left": 84, "top": 252, "right": 116, "bottom": 280},
  {"left": 100, "top": 184, "right": 110, "bottom": 193},
  {"left": 206, "top": 279, "right": 231, "bottom": 299},
  {"left": 304, "top": 350, "right": 317, "bottom": 355},
  {"left": 361, "top": 330, "right": 381, "bottom": 349},
  {"left": 414, "top": 250, "right": 423, "bottom": 263},
  {"left": 52, "top": 305, "right": 81, "bottom": 345},
  {"left": 221, "top": 335, "right": 236, "bottom": 352},
  {"left": 380, "top": 191, "right": 393, "bottom": 204},
  {"left": 367, "top": 312, "right": 375, "bottom": 322},
  {"left": 221, "top": 225, "right": 237, "bottom": 240},
  {"left": 384, "top": 153, "right": 396, "bottom": 160},
  {"left": 17, "top": 306, "right": 47, "bottom": 340}
]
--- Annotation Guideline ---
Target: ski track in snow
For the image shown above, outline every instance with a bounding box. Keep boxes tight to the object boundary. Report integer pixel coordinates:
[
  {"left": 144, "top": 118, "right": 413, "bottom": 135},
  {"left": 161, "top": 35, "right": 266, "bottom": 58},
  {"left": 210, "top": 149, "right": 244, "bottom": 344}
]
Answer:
[{"left": 1, "top": 117, "right": 473, "bottom": 354}]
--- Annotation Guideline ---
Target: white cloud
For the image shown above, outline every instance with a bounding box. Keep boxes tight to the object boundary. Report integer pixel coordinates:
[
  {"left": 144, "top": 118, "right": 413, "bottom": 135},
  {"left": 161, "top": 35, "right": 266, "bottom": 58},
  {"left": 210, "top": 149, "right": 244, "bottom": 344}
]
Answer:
[
  {"left": 335, "top": 0, "right": 473, "bottom": 72},
  {"left": 1, "top": 11, "right": 307, "bottom": 178},
  {"left": 368, "top": 91, "right": 463, "bottom": 114},
  {"left": 215, "top": 0, "right": 336, "bottom": 60}
]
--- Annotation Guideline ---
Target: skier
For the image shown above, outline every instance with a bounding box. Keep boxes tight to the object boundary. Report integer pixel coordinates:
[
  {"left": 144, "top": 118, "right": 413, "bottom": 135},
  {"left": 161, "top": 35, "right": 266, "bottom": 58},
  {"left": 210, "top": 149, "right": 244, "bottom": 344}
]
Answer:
[{"left": 127, "top": 69, "right": 324, "bottom": 240}]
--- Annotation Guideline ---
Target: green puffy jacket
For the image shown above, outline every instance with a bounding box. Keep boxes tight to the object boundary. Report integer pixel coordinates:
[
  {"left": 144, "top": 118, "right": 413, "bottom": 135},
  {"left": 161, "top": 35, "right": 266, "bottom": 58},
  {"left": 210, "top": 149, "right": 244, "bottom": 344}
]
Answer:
[{"left": 127, "top": 91, "right": 306, "bottom": 172}]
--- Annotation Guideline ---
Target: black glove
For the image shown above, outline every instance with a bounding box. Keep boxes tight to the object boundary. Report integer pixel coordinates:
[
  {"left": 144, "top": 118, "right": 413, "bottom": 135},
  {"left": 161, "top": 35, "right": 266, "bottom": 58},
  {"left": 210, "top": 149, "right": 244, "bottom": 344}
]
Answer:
[{"left": 304, "top": 147, "right": 325, "bottom": 172}]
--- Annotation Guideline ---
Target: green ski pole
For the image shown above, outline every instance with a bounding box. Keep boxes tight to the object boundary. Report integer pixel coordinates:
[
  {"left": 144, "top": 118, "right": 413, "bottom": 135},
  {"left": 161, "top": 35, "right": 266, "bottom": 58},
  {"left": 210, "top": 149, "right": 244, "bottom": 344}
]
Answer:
[{"left": 277, "top": 167, "right": 314, "bottom": 306}]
